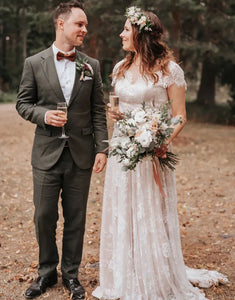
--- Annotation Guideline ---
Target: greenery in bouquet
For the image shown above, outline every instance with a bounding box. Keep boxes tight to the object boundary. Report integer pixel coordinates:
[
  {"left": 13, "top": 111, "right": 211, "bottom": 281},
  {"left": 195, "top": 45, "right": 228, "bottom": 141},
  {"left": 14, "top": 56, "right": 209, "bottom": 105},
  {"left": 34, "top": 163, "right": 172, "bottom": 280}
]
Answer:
[{"left": 109, "top": 101, "right": 182, "bottom": 171}]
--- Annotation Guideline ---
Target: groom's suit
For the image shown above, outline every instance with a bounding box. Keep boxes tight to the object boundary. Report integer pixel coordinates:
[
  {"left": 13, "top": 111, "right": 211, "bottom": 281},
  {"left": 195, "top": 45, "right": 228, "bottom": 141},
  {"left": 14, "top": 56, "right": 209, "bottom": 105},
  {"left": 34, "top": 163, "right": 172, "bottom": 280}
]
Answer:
[{"left": 16, "top": 46, "right": 108, "bottom": 279}]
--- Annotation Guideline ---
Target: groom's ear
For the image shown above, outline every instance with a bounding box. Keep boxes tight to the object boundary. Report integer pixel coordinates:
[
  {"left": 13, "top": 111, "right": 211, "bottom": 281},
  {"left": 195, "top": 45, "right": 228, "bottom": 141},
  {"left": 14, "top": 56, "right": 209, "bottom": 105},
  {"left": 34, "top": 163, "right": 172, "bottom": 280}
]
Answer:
[{"left": 57, "top": 18, "right": 64, "bottom": 31}]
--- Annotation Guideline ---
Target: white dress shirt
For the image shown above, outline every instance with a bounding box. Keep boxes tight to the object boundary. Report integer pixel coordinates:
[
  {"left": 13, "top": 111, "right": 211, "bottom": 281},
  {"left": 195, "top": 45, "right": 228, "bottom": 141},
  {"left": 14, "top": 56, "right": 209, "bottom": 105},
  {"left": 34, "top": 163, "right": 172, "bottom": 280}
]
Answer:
[
  {"left": 44, "top": 44, "right": 76, "bottom": 124},
  {"left": 52, "top": 43, "right": 76, "bottom": 104}
]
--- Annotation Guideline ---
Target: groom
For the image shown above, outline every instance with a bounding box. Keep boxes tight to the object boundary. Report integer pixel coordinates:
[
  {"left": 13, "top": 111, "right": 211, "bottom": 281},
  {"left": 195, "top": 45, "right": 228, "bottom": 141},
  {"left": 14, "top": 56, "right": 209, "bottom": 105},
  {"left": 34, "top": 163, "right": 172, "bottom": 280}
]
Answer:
[{"left": 16, "top": 1, "right": 108, "bottom": 299}]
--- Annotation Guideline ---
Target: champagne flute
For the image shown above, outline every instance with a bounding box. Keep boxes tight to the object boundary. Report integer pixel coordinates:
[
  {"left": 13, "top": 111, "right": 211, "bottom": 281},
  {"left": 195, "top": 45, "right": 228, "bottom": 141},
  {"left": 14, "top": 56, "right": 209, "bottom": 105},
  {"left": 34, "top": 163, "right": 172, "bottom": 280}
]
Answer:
[
  {"left": 57, "top": 102, "right": 69, "bottom": 139},
  {"left": 109, "top": 92, "right": 119, "bottom": 112}
]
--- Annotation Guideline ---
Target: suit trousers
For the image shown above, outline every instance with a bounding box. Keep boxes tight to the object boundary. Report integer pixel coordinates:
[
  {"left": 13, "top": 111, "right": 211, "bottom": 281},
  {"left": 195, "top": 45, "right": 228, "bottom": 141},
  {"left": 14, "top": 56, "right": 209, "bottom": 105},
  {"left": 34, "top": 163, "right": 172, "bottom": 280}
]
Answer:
[{"left": 32, "top": 147, "right": 92, "bottom": 279}]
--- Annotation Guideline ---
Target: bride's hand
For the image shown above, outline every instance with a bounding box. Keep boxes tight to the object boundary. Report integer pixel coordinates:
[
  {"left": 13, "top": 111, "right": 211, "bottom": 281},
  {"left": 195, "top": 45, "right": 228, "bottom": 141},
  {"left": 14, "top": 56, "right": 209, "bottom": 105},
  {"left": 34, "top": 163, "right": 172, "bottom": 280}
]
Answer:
[
  {"left": 154, "top": 144, "right": 168, "bottom": 158},
  {"left": 107, "top": 103, "right": 124, "bottom": 122}
]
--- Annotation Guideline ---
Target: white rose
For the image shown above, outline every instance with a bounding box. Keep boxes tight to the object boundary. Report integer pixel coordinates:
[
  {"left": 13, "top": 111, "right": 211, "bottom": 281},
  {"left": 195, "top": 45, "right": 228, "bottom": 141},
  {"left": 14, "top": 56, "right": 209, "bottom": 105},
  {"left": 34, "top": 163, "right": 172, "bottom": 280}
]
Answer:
[
  {"left": 134, "top": 110, "right": 146, "bottom": 123},
  {"left": 135, "top": 130, "right": 152, "bottom": 148}
]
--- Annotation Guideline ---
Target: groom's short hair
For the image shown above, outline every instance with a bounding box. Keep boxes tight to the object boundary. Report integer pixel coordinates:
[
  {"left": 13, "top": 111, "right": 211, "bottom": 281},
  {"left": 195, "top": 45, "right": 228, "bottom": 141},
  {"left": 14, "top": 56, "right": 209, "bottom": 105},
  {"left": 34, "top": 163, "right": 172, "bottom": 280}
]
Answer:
[{"left": 54, "top": 1, "right": 85, "bottom": 28}]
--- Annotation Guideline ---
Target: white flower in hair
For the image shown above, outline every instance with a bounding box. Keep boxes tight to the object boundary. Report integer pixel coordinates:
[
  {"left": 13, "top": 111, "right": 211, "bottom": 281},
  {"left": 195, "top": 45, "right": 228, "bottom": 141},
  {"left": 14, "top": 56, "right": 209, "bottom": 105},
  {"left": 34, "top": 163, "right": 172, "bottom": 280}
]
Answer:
[
  {"left": 128, "top": 6, "right": 137, "bottom": 15},
  {"left": 125, "top": 6, "right": 152, "bottom": 32},
  {"left": 137, "top": 16, "right": 147, "bottom": 26}
]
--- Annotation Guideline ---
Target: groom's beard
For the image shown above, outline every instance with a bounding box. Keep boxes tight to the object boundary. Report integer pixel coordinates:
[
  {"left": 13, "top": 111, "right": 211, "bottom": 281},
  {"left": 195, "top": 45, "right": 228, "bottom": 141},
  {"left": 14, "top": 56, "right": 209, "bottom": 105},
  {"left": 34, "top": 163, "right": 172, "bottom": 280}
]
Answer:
[
  {"left": 70, "top": 33, "right": 87, "bottom": 47},
  {"left": 74, "top": 34, "right": 86, "bottom": 47}
]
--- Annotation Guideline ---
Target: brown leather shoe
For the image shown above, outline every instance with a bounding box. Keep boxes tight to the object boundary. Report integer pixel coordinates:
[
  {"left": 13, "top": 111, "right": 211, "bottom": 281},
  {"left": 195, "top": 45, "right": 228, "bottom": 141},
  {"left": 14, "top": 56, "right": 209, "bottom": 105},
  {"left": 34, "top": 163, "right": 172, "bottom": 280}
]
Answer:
[
  {"left": 25, "top": 273, "right": 57, "bottom": 299},
  {"left": 62, "top": 278, "right": 85, "bottom": 299}
]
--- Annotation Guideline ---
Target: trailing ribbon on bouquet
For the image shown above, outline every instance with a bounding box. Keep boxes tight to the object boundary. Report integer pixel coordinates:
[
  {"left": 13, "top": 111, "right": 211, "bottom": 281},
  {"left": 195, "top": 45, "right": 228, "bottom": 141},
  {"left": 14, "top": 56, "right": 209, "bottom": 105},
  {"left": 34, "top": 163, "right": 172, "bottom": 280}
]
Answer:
[{"left": 152, "top": 156, "right": 166, "bottom": 198}]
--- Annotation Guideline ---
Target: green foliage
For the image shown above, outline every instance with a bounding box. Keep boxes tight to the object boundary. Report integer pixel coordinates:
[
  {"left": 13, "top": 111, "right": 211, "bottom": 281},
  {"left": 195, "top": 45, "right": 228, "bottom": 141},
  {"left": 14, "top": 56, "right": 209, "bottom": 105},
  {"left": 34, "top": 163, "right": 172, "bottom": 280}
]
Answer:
[
  {"left": 0, "top": 0, "right": 57, "bottom": 89},
  {"left": 0, "top": 91, "right": 17, "bottom": 103},
  {"left": 186, "top": 101, "right": 235, "bottom": 125},
  {"left": 27, "top": 11, "right": 55, "bottom": 55}
]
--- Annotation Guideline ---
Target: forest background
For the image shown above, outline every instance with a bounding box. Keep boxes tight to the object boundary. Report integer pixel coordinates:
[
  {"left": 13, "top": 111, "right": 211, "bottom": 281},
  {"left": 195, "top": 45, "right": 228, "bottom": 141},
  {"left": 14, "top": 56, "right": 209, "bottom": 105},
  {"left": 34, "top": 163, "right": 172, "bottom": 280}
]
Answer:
[{"left": 0, "top": 0, "right": 235, "bottom": 124}]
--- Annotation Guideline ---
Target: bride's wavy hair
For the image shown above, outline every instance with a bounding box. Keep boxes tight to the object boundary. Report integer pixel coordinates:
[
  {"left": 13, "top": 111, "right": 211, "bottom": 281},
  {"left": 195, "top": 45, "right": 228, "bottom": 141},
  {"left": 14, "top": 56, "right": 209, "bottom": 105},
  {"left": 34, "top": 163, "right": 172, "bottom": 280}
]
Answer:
[{"left": 115, "top": 11, "right": 175, "bottom": 83}]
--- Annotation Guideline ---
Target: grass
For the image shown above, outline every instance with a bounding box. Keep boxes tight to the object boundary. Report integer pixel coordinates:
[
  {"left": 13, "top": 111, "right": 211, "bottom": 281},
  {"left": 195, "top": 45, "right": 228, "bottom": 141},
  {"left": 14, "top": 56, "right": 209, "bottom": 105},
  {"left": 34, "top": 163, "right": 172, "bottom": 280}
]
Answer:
[{"left": 0, "top": 91, "right": 17, "bottom": 103}]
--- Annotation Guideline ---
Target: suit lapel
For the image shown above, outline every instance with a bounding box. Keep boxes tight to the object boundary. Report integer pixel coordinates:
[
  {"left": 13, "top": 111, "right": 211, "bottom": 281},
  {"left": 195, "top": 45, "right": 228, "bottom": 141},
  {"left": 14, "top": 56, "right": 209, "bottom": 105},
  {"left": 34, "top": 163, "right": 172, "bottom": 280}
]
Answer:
[
  {"left": 68, "top": 50, "right": 83, "bottom": 108},
  {"left": 41, "top": 47, "right": 66, "bottom": 102}
]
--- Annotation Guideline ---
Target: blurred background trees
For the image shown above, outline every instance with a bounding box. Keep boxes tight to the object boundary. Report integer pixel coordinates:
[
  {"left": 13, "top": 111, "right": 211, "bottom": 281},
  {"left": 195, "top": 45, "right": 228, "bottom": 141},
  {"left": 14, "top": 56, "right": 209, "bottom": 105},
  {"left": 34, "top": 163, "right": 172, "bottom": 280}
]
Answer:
[{"left": 0, "top": 0, "right": 234, "bottom": 123}]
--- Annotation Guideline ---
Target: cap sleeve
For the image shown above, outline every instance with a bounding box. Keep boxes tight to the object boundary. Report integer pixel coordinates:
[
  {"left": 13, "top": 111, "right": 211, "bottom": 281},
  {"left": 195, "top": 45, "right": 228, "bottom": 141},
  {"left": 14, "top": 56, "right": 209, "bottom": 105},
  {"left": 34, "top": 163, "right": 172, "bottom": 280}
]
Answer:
[
  {"left": 165, "top": 61, "right": 187, "bottom": 88},
  {"left": 111, "top": 59, "right": 125, "bottom": 87}
]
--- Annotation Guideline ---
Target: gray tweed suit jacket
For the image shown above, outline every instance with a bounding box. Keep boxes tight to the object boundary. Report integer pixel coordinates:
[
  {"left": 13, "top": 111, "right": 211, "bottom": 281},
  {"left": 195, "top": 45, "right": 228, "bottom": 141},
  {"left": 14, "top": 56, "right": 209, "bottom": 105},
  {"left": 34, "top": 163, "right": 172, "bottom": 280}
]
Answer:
[{"left": 16, "top": 46, "right": 108, "bottom": 170}]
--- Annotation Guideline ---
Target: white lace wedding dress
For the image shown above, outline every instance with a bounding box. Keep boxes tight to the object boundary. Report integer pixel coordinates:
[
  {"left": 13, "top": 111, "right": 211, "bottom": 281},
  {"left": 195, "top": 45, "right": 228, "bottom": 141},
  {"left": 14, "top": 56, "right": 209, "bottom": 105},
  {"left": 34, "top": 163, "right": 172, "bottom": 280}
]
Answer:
[{"left": 92, "top": 61, "right": 228, "bottom": 300}]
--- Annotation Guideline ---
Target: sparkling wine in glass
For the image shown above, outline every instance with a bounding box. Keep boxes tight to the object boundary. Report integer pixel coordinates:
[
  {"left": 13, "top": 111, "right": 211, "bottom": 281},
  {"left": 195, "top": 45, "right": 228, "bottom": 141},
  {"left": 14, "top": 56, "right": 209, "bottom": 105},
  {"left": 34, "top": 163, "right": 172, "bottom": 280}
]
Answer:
[
  {"left": 109, "top": 92, "right": 119, "bottom": 112},
  {"left": 57, "top": 102, "right": 69, "bottom": 139}
]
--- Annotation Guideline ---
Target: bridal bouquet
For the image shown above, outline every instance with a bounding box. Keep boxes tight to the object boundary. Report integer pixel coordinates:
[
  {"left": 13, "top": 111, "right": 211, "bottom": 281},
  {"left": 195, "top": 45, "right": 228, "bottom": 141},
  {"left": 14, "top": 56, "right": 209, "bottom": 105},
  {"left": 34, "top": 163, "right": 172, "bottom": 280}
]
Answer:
[{"left": 109, "top": 101, "right": 181, "bottom": 172}]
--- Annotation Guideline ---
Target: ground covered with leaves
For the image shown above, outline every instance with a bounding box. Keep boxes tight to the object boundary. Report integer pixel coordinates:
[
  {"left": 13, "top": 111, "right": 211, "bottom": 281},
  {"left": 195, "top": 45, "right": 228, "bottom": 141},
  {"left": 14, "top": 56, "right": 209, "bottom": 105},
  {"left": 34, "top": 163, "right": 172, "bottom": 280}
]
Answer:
[{"left": 0, "top": 104, "right": 234, "bottom": 299}]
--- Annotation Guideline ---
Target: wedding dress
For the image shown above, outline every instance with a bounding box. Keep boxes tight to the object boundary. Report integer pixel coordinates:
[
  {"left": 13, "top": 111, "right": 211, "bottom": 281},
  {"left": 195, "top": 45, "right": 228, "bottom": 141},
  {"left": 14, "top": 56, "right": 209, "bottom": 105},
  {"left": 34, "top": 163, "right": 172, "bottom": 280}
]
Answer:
[{"left": 92, "top": 60, "right": 228, "bottom": 300}]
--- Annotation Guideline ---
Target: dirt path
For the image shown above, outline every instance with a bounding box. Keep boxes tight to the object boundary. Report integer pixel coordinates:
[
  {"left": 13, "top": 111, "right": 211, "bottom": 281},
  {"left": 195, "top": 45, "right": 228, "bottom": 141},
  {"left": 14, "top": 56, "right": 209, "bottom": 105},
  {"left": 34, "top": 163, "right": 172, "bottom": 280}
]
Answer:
[{"left": 0, "top": 103, "right": 234, "bottom": 300}]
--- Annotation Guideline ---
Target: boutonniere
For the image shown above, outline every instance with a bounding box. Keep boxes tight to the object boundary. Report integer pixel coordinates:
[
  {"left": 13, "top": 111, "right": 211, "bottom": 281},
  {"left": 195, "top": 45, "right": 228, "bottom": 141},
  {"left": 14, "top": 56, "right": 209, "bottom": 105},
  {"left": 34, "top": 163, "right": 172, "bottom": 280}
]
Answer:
[{"left": 76, "top": 57, "right": 94, "bottom": 81}]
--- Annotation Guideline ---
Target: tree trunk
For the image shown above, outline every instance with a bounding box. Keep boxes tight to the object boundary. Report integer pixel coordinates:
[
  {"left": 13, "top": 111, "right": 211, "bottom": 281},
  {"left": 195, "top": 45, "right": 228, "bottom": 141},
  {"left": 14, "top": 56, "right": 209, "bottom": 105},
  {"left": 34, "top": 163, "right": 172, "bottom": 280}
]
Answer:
[
  {"left": 171, "top": 5, "right": 181, "bottom": 61},
  {"left": 21, "top": 8, "right": 27, "bottom": 61},
  {"left": 1, "top": 23, "right": 6, "bottom": 69},
  {"left": 22, "top": 26, "right": 27, "bottom": 61},
  {"left": 197, "top": 52, "right": 216, "bottom": 105}
]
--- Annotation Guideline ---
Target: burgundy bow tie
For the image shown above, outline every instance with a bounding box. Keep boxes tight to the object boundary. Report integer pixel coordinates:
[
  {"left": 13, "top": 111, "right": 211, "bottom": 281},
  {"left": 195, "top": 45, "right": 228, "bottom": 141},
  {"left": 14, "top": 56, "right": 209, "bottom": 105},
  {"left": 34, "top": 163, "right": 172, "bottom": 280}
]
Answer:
[{"left": 56, "top": 51, "right": 76, "bottom": 62}]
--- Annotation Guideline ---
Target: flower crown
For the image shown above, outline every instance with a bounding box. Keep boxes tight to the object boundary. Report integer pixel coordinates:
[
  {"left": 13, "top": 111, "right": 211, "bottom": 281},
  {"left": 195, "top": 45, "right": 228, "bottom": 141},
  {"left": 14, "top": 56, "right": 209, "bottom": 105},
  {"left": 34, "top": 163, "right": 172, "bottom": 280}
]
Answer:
[{"left": 125, "top": 6, "right": 152, "bottom": 33}]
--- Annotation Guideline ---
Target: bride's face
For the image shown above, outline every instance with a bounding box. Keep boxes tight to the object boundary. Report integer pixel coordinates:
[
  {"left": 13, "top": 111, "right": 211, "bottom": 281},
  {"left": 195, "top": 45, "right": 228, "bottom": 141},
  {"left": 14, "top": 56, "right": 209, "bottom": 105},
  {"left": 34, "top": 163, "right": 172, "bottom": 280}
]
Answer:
[{"left": 120, "top": 19, "right": 135, "bottom": 52}]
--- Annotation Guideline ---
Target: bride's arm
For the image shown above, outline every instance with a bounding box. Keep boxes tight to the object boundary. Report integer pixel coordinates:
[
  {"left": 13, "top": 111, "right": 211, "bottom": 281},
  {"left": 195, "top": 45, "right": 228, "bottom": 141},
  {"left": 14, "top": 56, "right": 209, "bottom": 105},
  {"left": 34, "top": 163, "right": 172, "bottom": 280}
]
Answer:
[
  {"left": 155, "top": 83, "right": 186, "bottom": 158},
  {"left": 166, "top": 83, "right": 187, "bottom": 144}
]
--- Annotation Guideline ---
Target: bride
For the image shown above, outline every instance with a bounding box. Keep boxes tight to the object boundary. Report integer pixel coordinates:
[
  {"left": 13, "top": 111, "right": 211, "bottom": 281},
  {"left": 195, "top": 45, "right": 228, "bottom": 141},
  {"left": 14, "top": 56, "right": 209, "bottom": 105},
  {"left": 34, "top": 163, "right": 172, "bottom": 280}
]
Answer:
[{"left": 93, "top": 6, "right": 228, "bottom": 300}]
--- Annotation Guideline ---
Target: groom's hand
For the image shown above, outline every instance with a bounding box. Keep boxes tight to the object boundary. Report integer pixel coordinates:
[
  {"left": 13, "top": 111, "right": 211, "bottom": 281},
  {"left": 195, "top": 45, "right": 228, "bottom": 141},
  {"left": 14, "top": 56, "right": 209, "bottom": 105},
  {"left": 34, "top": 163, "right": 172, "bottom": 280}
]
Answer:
[
  {"left": 45, "top": 110, "right": 67, "bottom": 127},
  {"left": 93, "top": 153, "right": 107, "bottom": 173}
]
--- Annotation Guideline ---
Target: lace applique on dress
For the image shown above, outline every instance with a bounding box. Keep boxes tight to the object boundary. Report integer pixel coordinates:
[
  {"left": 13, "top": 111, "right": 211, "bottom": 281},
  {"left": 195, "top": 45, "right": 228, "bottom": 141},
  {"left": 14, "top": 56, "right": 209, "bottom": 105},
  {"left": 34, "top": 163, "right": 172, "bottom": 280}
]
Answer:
[
  {"left": 162, "top": 60, "right": 187, "bottom": 88},
  {"left": 111, "top": 59, "right": 125, "bottom": 86},
  {"left": 112, "top": 60, "right": 186, "bottom": 89}
]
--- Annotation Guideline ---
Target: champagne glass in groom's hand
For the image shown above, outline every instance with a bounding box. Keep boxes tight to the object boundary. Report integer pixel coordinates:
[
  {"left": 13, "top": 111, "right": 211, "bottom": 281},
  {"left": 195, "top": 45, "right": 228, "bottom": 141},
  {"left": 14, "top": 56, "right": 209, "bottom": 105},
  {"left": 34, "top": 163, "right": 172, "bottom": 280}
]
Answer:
[{"left": 57, "top": 102, "right": 69, "bottom": 139}]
